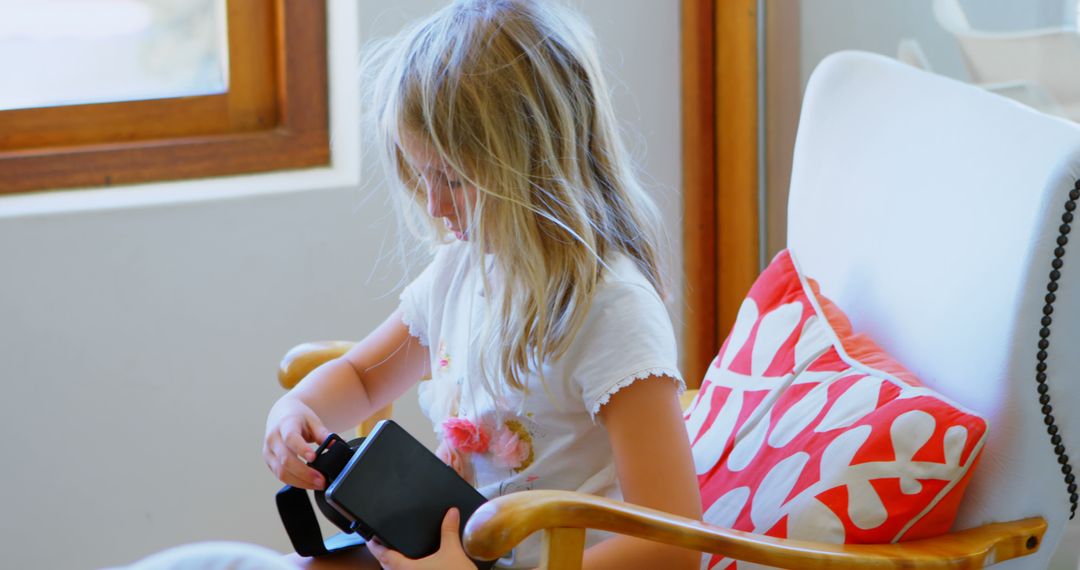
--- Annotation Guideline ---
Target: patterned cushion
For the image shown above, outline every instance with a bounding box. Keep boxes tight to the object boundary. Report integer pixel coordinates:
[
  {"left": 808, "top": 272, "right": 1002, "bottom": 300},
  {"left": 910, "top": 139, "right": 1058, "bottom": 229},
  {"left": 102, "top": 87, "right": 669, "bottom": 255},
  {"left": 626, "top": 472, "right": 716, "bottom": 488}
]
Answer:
[{"left": 684, "top": 250, "right": 988, "bottom": 569}]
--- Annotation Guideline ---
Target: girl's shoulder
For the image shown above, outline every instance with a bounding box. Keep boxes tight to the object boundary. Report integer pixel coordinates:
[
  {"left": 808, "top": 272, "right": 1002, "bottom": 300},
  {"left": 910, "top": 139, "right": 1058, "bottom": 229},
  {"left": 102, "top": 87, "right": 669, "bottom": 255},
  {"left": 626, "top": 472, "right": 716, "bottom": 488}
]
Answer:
[
  {"left": 431, "top": 239, "right": 472, "bottom": 266},
  {"left": 401, "top": 241, "right": 473, "bottom": 303},
  {"left": 595, "top": 253, "right": 665, "bottom": 307},
  {"left": 580, "top": 254, "right": 672, "bottom": 336},
  {"left": 415, "top": 240, "right": 473, "bottom": 279}
]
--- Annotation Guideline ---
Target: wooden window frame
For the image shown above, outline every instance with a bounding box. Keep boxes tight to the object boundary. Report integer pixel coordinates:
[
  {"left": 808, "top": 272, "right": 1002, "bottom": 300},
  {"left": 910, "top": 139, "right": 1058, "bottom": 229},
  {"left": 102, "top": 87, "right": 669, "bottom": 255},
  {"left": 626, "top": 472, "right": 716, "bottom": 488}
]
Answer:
[
  {"left": 682, "top": 0, "right": 761, "bottom": 387},
  {"left": 0, "top": 0, "right": 329, "bottom": 195}
]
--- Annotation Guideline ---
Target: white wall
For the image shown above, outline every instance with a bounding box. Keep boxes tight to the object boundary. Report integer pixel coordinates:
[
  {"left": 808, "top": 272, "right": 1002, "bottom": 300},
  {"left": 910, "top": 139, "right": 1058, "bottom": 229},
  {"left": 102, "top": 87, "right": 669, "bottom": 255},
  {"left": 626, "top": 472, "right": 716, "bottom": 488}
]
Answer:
[
  {"left": 798, "top": 0, "right": 1077, "bottom": 90},
  {"left": 798, "top": 0, "right": 968, "bottom": 87},
  {"left": 0, "top": 1, "right": 681, "bottom": 568},
  {"left": 768, "top": 0, "right": 1079, "bottom": 255}
]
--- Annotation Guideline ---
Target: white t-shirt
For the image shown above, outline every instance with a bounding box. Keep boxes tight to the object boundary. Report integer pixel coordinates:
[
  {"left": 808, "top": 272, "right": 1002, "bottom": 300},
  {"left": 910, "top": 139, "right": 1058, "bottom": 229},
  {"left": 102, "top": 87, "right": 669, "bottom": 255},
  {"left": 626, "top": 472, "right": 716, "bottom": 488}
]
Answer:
[{"left": 398, "top": 241, "right": 684, "bottom": 569}]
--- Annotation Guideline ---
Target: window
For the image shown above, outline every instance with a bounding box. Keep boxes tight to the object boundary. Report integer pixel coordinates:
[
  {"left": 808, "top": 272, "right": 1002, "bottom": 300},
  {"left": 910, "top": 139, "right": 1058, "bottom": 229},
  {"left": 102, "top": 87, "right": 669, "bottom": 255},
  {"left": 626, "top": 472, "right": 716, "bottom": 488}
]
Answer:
[{"left": 0, "top": 0, "right": 329, "bottom": 195}]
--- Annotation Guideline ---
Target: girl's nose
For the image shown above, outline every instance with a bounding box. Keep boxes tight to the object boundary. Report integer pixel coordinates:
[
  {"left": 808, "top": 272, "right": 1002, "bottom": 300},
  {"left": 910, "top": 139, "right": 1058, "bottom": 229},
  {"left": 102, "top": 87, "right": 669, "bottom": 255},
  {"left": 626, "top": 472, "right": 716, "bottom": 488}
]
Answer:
[{"left": 427, "top": 185, "right": 452, "bottom": 218}]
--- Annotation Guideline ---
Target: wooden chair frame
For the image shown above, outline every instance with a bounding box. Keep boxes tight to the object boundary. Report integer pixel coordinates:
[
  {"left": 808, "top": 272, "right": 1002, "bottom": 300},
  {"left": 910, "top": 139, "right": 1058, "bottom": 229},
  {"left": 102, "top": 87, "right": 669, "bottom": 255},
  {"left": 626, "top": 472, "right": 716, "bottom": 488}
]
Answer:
[{"left": 278, "top": 342, "right": 1047, "bottom": 569}]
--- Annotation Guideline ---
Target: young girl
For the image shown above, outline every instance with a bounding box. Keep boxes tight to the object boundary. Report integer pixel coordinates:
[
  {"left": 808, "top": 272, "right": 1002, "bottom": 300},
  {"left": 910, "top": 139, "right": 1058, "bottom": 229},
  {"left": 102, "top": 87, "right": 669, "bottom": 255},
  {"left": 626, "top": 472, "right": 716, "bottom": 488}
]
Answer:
[{"left": 263, "top": 1, "right": 701, "bottom": 568}]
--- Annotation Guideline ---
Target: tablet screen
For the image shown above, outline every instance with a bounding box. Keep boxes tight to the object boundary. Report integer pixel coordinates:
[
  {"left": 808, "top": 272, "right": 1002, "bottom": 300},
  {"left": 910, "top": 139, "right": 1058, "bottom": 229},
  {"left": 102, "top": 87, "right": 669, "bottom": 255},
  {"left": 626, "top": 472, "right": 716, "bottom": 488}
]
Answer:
[{"left": 325, "top": 420, "right": 492, "bottom": 567}]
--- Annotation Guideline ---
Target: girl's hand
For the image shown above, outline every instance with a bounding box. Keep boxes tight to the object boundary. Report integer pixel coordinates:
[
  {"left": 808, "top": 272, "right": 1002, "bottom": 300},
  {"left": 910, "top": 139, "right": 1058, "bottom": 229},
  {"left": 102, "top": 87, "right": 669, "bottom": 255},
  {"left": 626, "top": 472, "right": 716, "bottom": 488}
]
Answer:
[
  {"left": 263, "top": 397, "right": 333, "bottom": 490},
  {"left": 366, "top": 508, "right": 478, "bottom": 570}
]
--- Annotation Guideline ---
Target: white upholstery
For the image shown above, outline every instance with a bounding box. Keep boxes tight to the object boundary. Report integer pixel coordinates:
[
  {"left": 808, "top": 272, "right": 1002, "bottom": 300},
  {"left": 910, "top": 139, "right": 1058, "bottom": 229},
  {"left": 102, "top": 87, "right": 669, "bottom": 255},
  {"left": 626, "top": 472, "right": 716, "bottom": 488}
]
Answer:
[{"left": 788, "top": 51, "right": 1080, "bottom": 568}]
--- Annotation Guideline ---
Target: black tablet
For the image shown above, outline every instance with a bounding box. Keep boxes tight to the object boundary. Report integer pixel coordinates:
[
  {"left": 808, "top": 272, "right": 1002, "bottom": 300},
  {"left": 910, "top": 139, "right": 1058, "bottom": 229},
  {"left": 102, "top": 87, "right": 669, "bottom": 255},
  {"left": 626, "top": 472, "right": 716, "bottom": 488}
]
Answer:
[{"left": 325, "top": 420, "right": 493, "bottom": 569}]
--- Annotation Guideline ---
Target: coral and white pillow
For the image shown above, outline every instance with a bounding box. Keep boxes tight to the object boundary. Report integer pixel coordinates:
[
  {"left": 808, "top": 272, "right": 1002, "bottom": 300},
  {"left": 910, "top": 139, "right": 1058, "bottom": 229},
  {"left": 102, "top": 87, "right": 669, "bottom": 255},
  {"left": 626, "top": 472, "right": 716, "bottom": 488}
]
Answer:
[{"left": 684, "top": 250, "right": 988, "bottom": 570}]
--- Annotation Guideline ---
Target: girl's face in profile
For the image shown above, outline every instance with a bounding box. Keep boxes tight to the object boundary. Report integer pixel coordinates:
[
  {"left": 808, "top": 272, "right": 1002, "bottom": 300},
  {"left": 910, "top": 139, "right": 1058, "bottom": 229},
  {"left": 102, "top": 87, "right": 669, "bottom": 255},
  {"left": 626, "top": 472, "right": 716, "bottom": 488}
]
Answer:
[{"left": 401, "top": 132, "right": 478, "bottom": 241}]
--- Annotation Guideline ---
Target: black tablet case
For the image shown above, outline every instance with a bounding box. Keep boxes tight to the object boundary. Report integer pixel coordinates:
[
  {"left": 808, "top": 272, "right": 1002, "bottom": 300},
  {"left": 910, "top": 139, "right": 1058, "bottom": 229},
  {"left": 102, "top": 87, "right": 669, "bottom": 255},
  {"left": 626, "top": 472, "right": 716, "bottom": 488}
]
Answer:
[{"left": 325, "top": 420, "right": 494, "bottom": 569}]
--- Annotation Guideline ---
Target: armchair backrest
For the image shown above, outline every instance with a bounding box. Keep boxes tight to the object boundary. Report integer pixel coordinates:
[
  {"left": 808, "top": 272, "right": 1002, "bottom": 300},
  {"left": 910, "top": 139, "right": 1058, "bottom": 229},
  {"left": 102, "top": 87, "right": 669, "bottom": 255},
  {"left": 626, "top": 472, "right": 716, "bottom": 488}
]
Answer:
[{"left": 787, "top": 51, "right": 1080, "bottom": 569}]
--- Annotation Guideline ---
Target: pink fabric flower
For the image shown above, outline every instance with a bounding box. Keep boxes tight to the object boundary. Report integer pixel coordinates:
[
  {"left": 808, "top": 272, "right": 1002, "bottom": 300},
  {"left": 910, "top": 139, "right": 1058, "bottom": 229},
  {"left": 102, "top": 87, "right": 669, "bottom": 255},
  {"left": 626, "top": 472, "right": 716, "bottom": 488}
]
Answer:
[
  {"left": 490, "top": 425, "right": 532, "bottom": 470},
  {"left": 436, "top": 440, "right": 474, "bottom": 483},
  {"left": 442, "top": 417, "right": 490, "bottom": 453}
]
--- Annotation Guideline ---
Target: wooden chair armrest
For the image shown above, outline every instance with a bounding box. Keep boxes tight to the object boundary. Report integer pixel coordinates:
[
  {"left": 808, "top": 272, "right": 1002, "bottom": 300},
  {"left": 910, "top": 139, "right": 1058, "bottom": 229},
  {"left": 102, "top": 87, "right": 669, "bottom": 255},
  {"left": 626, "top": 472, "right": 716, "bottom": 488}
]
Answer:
[
  {"left": 277, "top": 340, "right": 390, "bottom": 436},
  {"left": 679, "top": 388, "right": 698, "bottom": 411},
  {"left": 462, "top": 490, "right": 1046, "bottom": 569}
]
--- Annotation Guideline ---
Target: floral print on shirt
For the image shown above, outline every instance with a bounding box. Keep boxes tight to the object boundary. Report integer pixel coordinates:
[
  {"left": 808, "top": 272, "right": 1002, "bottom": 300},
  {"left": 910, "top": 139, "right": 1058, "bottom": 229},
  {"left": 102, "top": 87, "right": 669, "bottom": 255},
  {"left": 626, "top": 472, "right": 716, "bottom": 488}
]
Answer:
[{"left": 431, "top": 342, "right": 536, "bottom": 484}]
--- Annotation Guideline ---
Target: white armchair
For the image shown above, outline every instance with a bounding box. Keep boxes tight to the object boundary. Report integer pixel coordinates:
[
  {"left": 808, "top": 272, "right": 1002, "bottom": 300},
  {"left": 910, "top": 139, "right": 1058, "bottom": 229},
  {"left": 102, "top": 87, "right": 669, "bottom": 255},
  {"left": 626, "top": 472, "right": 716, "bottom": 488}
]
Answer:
[{"left": 783, "top": 51, "right": 1080, "bottom": 569}]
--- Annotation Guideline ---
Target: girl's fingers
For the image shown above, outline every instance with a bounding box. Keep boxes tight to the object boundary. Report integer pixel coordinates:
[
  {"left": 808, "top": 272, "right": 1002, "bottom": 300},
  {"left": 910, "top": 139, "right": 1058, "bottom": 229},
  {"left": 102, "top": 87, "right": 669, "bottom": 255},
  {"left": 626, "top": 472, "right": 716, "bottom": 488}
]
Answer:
[
  {"left": 306, "top": 418, "right": 332, "bottom": 445},
  {"left": 274, "top": 441, "right": 325, "bottom": 489},
  {"left": 284, "top": 430, "right": 316, "bottom": 462},
  {"left": 440, "top": 508, "right": 462, "bottom": 547},
  {"left": 264, "top": 411, "right": 333, "bottom": 488},
  {"left": 281, "top": 458, "right": 326, "bottom": 489},
  {"left": 367, "top": 540, "right": 407, "bottom": 570}
]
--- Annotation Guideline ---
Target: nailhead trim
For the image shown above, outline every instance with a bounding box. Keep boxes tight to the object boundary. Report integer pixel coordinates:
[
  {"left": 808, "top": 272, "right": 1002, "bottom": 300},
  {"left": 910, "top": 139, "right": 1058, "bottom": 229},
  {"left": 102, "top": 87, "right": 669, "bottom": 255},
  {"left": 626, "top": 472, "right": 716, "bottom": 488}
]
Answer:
[{"left": 1041, "top": 180, "right": 1079, "bottom": 519}]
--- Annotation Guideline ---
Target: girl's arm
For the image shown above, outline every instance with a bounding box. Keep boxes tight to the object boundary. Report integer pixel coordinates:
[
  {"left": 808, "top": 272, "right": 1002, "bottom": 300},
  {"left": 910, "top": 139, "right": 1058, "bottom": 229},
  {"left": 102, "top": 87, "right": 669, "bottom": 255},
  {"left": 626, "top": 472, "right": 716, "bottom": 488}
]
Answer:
[
  {"left": 582, "top": 375, "right": 703, "bottom": 570},
  {"left": 264, "top": 310, "right": 430, "bottom": 490}
]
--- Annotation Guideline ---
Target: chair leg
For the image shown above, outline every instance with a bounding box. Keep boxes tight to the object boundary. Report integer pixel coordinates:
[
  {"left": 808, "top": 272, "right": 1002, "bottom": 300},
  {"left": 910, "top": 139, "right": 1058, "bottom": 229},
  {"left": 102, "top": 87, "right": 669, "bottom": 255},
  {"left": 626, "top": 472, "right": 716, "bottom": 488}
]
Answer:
[{"left": 539, "top": 528, "right": 586, "bottom": 570}]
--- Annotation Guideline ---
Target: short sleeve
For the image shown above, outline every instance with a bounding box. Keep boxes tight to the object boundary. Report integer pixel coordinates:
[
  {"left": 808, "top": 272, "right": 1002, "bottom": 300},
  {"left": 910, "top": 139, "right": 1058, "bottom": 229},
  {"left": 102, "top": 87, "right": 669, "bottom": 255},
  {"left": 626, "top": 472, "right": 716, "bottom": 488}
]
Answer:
[
  {"left": 397, "top": 246, "right": 451, "bottom": 347},
  {"left": 568, "top": 280, "right": 685, "bottom": 420}
]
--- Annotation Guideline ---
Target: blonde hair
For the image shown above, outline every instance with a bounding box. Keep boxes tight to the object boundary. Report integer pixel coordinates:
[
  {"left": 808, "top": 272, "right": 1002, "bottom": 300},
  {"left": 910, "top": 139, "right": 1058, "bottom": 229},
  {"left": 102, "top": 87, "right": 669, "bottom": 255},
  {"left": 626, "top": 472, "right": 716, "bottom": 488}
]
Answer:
[{"left": 363, "top": 0, "right": 666, "bottom": 392}]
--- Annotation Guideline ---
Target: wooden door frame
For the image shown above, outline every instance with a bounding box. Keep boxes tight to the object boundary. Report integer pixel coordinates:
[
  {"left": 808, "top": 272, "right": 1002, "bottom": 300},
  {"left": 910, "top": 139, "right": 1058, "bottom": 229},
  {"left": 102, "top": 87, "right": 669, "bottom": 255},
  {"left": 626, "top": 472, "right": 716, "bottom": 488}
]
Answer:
[{"left": 682, "top": 0, "right": 761, "bottom": 387}]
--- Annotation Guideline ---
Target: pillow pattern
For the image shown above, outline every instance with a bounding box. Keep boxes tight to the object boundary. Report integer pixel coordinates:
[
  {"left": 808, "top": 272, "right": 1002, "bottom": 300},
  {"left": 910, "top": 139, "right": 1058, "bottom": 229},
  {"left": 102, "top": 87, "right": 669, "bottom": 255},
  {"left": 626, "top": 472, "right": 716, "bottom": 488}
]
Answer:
[{"left": 684, "top": 250, "right": 988, "bottom": 570}]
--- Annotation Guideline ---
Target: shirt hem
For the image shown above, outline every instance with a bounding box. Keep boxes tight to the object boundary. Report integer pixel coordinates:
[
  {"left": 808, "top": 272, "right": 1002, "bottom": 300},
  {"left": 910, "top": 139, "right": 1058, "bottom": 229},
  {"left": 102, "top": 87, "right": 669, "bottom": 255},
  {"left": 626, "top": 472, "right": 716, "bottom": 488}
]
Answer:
[{"left": 398, "top": 295, "right": 430, "bottom": 347}]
